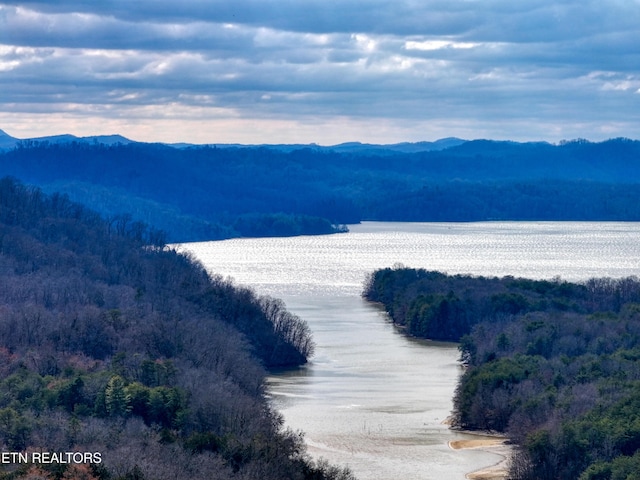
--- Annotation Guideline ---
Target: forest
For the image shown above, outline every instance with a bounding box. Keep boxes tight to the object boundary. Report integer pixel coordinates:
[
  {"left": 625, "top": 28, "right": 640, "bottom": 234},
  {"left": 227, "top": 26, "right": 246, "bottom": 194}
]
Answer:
[
  {"left": 363, "top": 266, "right": 640, "bottom": 479},
  {"left": 1, "top": 137, "right": 640, "bottom": 241},
  {"left": 0, "top": 177, "right": 354, "bottom": 480}
]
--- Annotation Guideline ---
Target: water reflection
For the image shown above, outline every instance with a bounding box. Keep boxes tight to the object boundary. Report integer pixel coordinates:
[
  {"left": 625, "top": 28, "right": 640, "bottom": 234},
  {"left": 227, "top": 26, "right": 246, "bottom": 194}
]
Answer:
[
  {"left": 183, "top": 222, "right": 640, "bottom": 480},
  {"left": 263, "top": 294, "right": 500, "bottom": 480}
]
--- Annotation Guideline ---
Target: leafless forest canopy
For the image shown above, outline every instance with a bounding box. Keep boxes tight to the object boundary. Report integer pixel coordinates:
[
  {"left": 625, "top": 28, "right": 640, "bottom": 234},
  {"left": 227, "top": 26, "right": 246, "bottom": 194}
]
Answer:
[{"left": 0, "top": 177, "right": 353, "bottom": 480}]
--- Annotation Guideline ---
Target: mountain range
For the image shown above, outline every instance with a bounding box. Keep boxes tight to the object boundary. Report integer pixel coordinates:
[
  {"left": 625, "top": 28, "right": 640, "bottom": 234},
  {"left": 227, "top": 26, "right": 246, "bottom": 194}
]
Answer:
[
  {"left": 0, "top": 128, "right": 465, "bottom": 154},
  {"left": 1, "top": 128, "right": 639, "bottom": 242},
  {"left": 0, "top": 128, "right": 134, "bottom": 149}
]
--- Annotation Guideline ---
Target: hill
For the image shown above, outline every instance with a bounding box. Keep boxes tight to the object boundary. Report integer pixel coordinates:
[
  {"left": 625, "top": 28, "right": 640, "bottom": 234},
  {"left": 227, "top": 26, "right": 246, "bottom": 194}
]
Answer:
[
  {"left": 0, "top": 177, "right": 353, "bottom": 480},
  {"left": 1, "top": 134, "right": 640, "bottom": 241},
  {"left": 363, "top": 266, "right": 640, "bottom": 479},
  {"left": 0, "top": 129, "right": 134, "bottom": 150}
]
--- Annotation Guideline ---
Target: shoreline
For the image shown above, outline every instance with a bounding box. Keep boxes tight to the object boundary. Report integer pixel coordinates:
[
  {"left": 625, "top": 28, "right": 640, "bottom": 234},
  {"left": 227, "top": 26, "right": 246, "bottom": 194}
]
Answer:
[{"left": 448, "top": 430, "right": 512, "bottom": 480}]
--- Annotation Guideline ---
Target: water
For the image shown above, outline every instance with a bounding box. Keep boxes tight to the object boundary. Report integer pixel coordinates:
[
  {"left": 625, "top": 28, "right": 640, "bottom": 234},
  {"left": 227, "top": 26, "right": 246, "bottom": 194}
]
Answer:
[{"left": 179, "top": 221, "right": 640, "bottom": 480}]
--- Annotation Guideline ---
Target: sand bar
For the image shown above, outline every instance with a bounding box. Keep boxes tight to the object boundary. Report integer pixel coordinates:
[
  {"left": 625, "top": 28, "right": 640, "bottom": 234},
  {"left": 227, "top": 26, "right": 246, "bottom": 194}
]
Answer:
[{"left": 449, "top": 433, "right": 511, "bottom": 480}]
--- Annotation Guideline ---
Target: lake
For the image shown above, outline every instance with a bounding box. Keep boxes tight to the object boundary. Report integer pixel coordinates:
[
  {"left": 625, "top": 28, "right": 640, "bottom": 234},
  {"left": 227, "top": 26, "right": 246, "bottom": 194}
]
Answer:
[{"left": 180, "top": 221, "right": 640, "bottom": 480}]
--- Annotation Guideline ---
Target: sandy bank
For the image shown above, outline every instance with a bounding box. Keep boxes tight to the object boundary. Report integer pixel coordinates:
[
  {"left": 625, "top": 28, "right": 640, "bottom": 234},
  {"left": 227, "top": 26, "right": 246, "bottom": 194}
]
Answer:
[
  {"left": 448, "top": 433, "right": 511, "bottom": 480},
  {"left": 449, "top": 437, "right": 506, "bottom": 450}
]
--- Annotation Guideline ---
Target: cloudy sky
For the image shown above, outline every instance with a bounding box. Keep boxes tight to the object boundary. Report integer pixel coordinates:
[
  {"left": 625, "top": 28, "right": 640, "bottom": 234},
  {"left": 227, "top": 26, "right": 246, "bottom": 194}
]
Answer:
[{"left": 1, "top": 1, "right": 639, "bottom": 144}]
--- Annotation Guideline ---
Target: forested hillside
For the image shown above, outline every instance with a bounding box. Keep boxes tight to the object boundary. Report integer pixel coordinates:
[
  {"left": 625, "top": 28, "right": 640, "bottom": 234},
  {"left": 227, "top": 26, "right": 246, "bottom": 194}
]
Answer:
[
  {"left": 1, "top": 137, "right": 639, "bottom": 241},
  {"left": 363, "top": 267, "right": 640, "bottom": 479},
  {"left": 0, "top": 177, "right": 353, "bottom": 480}
]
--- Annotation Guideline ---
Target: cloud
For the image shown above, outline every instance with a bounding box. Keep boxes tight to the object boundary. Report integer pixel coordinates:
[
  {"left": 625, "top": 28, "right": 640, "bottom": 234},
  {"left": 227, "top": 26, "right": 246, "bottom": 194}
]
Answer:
[{"left": 1, "top": 1, "right": 639, "bottom": 143}]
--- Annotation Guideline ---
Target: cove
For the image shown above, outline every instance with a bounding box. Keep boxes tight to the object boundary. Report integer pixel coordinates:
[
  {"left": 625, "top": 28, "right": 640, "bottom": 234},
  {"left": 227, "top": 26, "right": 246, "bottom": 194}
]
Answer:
[{"left": 182, "top": 221, "right": 640, "bottom": 479}]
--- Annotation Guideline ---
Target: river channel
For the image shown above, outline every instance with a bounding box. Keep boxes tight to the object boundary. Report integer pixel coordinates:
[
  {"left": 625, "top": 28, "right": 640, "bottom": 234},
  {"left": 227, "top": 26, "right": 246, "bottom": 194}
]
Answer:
[{"left": 181, "top": 221, "right": 640, "bottom": 479}]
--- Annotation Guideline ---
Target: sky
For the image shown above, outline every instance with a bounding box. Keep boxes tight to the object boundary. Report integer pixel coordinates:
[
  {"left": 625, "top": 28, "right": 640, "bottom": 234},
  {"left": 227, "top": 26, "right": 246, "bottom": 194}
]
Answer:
[{"left": 0, "top": 1, "right": 639, "bottom": 145}]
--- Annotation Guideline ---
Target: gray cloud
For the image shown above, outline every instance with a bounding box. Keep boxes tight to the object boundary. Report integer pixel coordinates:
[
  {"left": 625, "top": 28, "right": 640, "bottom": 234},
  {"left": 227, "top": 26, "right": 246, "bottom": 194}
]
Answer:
[{"left": 1, "top": 0, "right": 639, "bottom": 143}]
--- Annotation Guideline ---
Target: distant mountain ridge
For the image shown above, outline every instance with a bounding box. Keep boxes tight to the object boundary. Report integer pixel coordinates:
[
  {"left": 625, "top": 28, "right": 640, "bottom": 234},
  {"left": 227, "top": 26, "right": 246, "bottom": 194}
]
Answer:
[
  {"left": 1, "top": 129, "right": 639, "bottom": 242},
  {"left": 3, "top": 127, "right": 637, "bottom": 155},
  {"left": 0, "top": 127, "right": 467, "bottom": 153},
  {"left": 0, "top": 128, "right": 19, "bottom": 149},
  {"left": 0, "top": 128, "right": 134, "bottom": 149}
]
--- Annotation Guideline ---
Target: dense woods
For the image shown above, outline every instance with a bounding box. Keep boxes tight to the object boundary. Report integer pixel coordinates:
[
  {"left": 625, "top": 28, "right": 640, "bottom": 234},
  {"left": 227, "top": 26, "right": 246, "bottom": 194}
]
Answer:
[
  {"left": 3, "top": 130, "right": 640, "bottom": 478},
  {"left": 363, "top": 266, "right": 640, "bottom": 479},
  {"left": 1, "top": 137, "right": 640, "bottom": 241},
  {"left": 0, "top": 177, "right": 353, "bottom": 480}
]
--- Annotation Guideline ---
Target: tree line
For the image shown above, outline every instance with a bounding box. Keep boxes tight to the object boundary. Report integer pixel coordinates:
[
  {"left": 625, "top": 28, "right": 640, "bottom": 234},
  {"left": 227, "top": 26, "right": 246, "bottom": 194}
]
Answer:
[
  {"left": 2, "top": 138, "right": 640, "bottom": 241},
  {"left": 363, "top": 266, "right": 640, "bottom": 479},
  {"left": 0, "top": 177, "right": 353, "bottom": 480}
]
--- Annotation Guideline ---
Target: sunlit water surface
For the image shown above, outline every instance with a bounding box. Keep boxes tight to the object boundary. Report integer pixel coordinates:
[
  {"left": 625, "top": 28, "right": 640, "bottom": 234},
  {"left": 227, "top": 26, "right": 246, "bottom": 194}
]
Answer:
[{"left": 181, "top": 222, "right": 640, "bottom": 480}]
